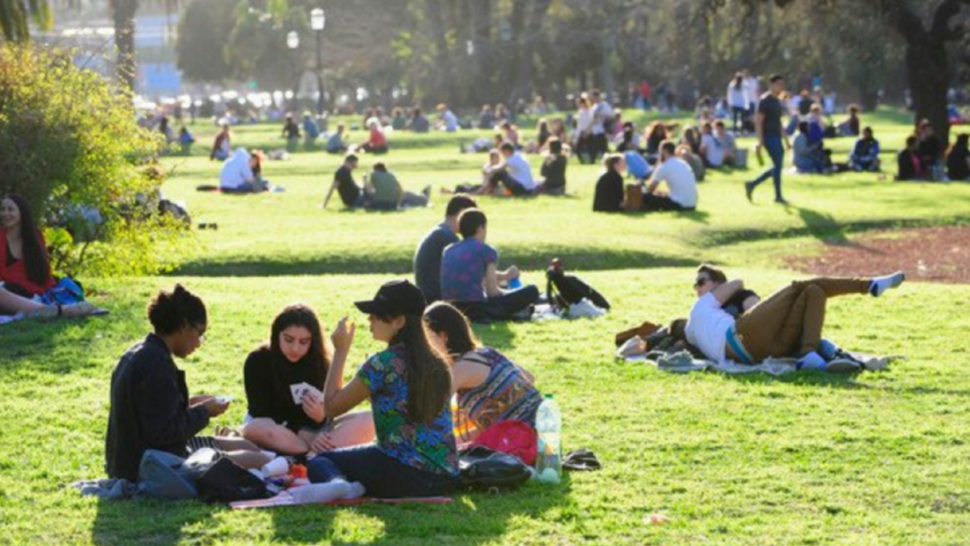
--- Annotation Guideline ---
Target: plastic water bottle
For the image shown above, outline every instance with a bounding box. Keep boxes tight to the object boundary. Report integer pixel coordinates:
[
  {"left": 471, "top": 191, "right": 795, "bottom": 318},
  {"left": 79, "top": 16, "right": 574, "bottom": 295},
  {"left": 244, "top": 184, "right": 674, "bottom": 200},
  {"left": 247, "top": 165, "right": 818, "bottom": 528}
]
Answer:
[{"left": 535, "top": 394, "right": 562, "bottom": 483}]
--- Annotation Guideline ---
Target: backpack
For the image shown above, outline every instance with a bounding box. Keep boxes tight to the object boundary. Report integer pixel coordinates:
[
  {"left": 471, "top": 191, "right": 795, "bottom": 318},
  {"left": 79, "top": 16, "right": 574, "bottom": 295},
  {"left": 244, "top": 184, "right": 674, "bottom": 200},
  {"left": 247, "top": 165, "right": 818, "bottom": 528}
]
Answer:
[
  {"left": 136, "top": 449, "right": 197, "bottom": 500},
  {"left": 469, "top": 420, "right": 538, "bottom": 466},
  {"left": 458, "top": 446, "right": 532, "bottom": 491},
  {"left": 185, "top": 449, "right": 269, "bottom": 504},
  {"left": 546, "top": 259, "right": 611, "bottom": 311},
  {"left": 39, "top": 277, "right": 85, "bottom": 306}
]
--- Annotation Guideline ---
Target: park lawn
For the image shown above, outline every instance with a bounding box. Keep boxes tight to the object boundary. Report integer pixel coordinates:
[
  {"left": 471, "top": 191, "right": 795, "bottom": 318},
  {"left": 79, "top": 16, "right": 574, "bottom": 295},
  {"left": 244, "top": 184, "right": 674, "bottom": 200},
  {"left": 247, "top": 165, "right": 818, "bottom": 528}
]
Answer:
[{"left": 1, "top": 109, "right": 969, "bottom": 545}]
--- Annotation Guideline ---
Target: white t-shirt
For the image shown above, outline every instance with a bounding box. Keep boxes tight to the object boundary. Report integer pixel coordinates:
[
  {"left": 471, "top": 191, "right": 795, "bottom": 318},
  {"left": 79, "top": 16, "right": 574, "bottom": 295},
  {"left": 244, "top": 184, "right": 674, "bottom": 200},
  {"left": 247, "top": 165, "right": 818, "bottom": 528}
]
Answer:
[
  {"left": 591, "top": 102, "right": 613, "bottom": 135},
  {"left": 727, "top": 83, "right": 747, "bottom": 108},
  {"left": 652, "top": 157, "right": 698, "bottom": 208},
  {"left": 504, "top": 152, "right": 536, "bottom": 190},
  {"left": 686, "top": 293, "right": 735, "bottom": 364},
  {"left": 577, "top": 108, "right": 594, "bottom": 134},
  {"left": 700, "top": 134, "right": 725, "bottom": 167},
  {"left": 743, "top": 77, "right": 760, "bottom": 107},
  {"left": 219, "top": 148, "right": 254, "bottom": 190}
]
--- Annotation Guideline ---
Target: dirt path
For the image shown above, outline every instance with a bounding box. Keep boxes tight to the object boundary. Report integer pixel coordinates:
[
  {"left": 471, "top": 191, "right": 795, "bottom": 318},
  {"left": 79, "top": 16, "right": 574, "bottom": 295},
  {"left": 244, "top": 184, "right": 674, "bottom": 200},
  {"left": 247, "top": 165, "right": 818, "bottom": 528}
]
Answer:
[{"left": 786, "top": 226, "right": 970, "bottom": 284}]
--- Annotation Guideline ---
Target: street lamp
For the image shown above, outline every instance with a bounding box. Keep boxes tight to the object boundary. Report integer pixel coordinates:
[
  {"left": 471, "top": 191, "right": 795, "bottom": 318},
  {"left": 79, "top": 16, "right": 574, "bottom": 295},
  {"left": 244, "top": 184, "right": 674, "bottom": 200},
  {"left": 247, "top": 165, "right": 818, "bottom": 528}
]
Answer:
[
  {"left": 286, "top": 31, "right": 300, "bottom": 111},
  {"left": 310, "top": 8, "right": 326, "bottom": 115}
]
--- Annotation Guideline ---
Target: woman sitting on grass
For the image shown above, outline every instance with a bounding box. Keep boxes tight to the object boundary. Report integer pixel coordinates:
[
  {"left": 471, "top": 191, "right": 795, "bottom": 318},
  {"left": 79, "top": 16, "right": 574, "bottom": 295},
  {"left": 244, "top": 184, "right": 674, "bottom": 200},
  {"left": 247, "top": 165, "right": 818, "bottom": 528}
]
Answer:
[
  {"left": 241, "top": 304, "right": 375, "bottom": 455},
  {"left": 307, "top": 280, "right": 459, "bottom": 498},
  {"left": 106, "top": 285, "right": 270, "bottom": 482},
  {"left": 592, "top": 154, "right": 626, "bottom": 212},
  {"left": 423, "top": 302, "right": 542, "bottom": 442},
  {"left": 0, "top": 194, "right": 98, "bottom": 318},
  {"left": 537, "top": 138, "right": 568, "bottom": 195}
]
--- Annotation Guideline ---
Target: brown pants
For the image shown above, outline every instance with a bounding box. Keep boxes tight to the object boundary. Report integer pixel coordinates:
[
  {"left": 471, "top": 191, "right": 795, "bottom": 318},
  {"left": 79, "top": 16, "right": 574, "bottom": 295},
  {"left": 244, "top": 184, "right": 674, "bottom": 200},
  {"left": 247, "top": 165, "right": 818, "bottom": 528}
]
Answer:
[{"left": 735, "top": 277, "right": 870, "bottom": 360}]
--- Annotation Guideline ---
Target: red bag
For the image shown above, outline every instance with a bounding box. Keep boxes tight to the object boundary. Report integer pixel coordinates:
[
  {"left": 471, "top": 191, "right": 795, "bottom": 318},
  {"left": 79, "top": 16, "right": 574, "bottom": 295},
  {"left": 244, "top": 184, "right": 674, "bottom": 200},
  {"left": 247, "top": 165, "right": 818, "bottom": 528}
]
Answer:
[{"left": 469, "top": 420, "right": 538, "bottom": 466}]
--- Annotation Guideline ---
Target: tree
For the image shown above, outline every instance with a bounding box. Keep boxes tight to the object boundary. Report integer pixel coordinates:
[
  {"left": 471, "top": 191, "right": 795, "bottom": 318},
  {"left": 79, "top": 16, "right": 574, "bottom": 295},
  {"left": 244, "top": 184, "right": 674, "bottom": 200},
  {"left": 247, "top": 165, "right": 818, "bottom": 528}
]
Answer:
[
  {"left": 0, "top": 0, "right": 51, "bottom": 42},
  {"left": 740, "top": 0, "right": 969, "bottom": 144},
  {"left": 109, "top": 0, "right": 138, "bottom": 90},
  {"left": 882, "top": 0, "right": 968, "bottom": 143},
  {"left": 176, "top": 0, "right": 236, "bottom": 83}
]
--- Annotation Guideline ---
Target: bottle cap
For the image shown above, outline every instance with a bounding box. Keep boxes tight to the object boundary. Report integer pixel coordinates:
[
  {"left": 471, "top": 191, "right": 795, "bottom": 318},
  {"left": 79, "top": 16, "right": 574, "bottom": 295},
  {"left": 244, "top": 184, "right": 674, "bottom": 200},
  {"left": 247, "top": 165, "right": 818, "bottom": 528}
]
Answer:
[{"left": 544, "top": 393, "right": 554, "bottom": 399}]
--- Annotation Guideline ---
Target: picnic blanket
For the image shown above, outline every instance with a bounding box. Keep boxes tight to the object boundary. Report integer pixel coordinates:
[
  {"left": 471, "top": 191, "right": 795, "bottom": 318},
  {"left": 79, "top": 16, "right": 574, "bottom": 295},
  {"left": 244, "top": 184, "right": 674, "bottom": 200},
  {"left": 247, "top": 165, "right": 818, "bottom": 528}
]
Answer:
[
  {"left": 231, "top": 492, "right": 453, "bottom": 510},
  {"left": 620, "top": 347, "right": 903, "bottom": 376}
]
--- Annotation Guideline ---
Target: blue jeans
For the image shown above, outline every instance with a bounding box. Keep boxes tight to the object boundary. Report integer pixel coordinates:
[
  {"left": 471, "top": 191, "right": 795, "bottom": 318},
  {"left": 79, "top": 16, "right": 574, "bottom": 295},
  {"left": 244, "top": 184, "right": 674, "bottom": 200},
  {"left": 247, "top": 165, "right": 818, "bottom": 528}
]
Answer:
[
  {"left": 307, "top": 445, "right": 458, "bottom": 498},
  {"left": 751, "top": 136, "right": 785, "bottom": 200}
]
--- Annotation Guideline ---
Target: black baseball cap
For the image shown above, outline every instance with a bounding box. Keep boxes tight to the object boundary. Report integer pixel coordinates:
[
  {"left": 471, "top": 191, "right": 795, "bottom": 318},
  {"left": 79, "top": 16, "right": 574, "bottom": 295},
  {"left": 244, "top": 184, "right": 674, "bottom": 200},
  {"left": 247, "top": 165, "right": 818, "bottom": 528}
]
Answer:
[{"left": 354, "top": 280, "right": 427, "bottom": 317}]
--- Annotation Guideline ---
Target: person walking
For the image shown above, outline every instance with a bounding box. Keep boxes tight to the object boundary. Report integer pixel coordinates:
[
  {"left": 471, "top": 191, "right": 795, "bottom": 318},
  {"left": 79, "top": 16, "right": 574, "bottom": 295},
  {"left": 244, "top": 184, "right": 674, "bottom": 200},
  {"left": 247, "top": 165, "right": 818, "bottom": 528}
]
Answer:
[{"left": 745, "top": 75, "right": 791, "bottom": 204}]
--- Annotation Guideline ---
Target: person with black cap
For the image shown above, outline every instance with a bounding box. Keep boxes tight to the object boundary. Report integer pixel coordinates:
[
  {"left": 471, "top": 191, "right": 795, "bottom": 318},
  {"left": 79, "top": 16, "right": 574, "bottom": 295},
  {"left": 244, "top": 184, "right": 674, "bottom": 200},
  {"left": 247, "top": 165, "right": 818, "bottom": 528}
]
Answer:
[{"left": 306, "top": 280, "right": 459, "bottom": 497}]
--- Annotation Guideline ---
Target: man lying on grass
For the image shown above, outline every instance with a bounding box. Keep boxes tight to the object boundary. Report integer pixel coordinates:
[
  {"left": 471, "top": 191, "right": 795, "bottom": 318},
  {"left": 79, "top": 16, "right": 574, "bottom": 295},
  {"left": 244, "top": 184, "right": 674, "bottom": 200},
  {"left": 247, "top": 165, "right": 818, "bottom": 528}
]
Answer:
[{"left": 685, "top": 264, "right": 905, "bottom": 371}]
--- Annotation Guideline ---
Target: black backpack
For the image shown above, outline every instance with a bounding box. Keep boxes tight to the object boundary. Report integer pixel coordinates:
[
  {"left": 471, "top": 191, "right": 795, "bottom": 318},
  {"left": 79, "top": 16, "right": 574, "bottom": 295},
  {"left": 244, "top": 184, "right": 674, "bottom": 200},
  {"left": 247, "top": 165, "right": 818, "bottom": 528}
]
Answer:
[
  {"left": 459, "top": 446, "right": 532, "bottom": 491},
  {"left": 546, "top": 258, "right": 611, "bottom": 311},
  {"left": 186, "top": 451, "right": 270, "bottom": 504}
]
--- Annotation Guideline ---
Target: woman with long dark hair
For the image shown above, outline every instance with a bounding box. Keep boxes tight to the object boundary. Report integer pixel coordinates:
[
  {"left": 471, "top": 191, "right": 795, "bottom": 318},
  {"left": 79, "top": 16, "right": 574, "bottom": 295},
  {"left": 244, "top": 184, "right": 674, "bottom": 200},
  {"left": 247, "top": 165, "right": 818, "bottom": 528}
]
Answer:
[
  {"left": 0, "top": 194, "right": 98, "bottom": 318},
  {"left": 241, "top": 304, "right": 375, "bottom": 455},
  {"left": 307, "top": 280, "right": 458, "bottom": 497},
  {"left": 423, "top": 302, "right": 542, "bottom": 442},
  {"left": 0, "top": 194, "right": 54, "bottom": 298}
]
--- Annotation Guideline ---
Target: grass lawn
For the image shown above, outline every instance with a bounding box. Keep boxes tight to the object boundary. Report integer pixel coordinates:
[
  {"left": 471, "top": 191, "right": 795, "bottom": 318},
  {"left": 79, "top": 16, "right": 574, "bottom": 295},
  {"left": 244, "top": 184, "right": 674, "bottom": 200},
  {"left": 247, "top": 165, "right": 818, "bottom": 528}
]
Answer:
[{"left": 1, "top": 108, "right": 969, "bottom": 545}]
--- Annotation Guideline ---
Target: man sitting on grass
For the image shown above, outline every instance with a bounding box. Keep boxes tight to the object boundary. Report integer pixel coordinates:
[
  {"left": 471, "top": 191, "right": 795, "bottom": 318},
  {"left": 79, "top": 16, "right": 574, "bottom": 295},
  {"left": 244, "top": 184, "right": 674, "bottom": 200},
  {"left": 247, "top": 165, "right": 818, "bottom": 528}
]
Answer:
[
  {"left": 641, "top": 141, "right": 698, "bottom": 212},
  {"left": 685, "top": 265, "right": 905, "bottom": 371},
  {"left": 440, "top": 208, "right": 539, "bottom": 322},
  {"left": 486, "top": 142, "right": 537, "bottom": 196},
  {"left": 849, "top": 127, "right": 881, "bottom": 172},
  {"left": 413, "top": 195, "right": 478, "bottom": 303},
  {"left": 322, "top": 154, "right": 363, "bottom": 208},
  {"left": 365, "top": 162, "right": 431, "bottom": 211}
]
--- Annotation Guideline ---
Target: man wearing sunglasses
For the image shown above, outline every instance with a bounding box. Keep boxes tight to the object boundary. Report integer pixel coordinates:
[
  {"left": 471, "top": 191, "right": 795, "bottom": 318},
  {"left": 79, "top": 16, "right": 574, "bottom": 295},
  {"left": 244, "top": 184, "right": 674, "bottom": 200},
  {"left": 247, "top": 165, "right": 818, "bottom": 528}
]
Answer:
[{"left": 685, "top": 264, "right": 905, "bottom": 371}]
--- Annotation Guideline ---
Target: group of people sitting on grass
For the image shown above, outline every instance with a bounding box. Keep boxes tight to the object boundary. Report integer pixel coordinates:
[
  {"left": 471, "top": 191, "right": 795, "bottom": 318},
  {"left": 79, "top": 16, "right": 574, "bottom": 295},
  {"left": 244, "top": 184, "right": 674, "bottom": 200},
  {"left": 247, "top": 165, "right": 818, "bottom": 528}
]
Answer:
[
  {"left": 0, "top": 194, "right": 101, "bottom": 320},
  {"left": 105, "top": 280, "right": 543, "bottom": 498},
  {"left": 321, "top": 154, "right": 432, "bottom": 210},
  {"left": 897, "top": 123, "right": 969, "bottom": 182},
  {"left": 593, "top": 141, "right": 699, "bottom": 213}
]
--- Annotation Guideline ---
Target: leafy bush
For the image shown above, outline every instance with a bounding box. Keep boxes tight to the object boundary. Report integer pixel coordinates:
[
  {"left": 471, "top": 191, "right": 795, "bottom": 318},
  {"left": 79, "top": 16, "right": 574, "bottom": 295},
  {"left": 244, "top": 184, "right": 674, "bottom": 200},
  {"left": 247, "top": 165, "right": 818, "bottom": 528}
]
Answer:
[{"left": 0, "top": 45, "right": 191, "bottom": 277}]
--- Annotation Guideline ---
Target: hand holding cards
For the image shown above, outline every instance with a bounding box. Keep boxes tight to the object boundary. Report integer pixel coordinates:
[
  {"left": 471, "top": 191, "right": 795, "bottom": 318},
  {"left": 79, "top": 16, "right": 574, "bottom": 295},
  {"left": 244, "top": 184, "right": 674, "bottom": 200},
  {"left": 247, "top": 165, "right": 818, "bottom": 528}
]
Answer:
[{"left": 290, "top": 382, "right": 321, "bottom": 405}]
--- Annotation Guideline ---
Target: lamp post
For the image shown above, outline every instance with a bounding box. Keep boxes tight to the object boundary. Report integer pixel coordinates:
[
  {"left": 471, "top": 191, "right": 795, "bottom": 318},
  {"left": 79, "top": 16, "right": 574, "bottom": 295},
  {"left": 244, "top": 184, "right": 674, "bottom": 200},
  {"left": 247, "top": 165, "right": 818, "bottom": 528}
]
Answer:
[
  {"left": 286, "top": 31, "right": 300, "bottom": 112},
  {"left": 310, "top": 8, "right": 326, "bottom": 115}
]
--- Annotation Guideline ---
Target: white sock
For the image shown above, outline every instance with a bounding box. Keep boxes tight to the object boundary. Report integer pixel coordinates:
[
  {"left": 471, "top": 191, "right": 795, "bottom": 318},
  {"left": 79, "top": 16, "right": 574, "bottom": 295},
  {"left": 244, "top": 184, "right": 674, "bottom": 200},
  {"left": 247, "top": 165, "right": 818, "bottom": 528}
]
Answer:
[
  {"left": 869, "top": 271, "right": 905, "bottom": 297},
  {"left": 798, "top": 351, "right": 827, "bottom": 371},
  {"left": 289, "top": 479, "right": 365, "bottom": 504}
]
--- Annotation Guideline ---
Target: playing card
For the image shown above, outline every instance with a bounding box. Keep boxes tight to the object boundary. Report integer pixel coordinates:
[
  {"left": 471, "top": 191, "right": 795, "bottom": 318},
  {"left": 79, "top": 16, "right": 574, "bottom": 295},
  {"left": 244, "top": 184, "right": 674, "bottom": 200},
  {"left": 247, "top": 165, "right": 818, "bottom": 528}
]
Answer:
[{"left": 290, "top": 382, "right": 311, "bottom": 405}]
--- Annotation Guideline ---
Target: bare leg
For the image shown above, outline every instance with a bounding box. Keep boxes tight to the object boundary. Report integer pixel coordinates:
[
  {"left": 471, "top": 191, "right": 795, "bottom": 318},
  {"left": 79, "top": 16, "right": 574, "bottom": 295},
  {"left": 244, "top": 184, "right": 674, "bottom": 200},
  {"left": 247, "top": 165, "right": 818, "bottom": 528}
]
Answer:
[
  {"left": 213, "top": 436, "right": 263, "bottom": 452},
  {"left": 240, "top": 418, "right": 310, "bottom": 454},
  {"left": 224, "top": 450, "right": 273, "bottom": 470},
  {"left": 308, "top": 411, "right": 376, "bottom": 454},
  {"left": 0, "top": 288, "right": 45, "bottom": 314}
]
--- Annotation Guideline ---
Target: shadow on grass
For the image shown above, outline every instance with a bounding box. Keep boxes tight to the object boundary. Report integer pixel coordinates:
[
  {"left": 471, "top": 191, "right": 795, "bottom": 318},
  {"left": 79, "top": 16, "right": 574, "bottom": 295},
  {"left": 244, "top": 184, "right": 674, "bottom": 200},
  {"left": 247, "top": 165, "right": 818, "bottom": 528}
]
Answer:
[
  {"left": 171, "top": 248, "right": 699, "bottom": 277},
  {"left": 699, "top": 214, "right": 970, "bottom": 249},
  {"left": 722, "top": 370, "right": 874, "bottom": 390},
  {"left": 89, "top": 478, "right": 573, "bottom": 545}
]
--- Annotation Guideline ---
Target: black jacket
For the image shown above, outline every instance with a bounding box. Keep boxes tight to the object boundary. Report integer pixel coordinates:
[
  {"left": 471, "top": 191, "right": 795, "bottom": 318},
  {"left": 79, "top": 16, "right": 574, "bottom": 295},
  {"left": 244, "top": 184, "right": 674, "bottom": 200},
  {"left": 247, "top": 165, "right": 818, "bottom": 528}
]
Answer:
[
  {"left": 105, "top": 334, "right": 210, "bottom": 481},
  {"left": 593, "top": 170, "right": 624, "bottom": 212}
]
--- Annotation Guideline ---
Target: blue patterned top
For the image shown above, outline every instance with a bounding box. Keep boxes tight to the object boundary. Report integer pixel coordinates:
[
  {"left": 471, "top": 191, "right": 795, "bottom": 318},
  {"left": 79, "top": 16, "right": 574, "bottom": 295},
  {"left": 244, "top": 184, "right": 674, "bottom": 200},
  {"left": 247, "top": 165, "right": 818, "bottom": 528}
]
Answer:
[
  {"left": 357, "top": 344, "right": 458, "bottom": 476},
  {"left": 440, "top": 238, "right": 498, "bottom": 303}
]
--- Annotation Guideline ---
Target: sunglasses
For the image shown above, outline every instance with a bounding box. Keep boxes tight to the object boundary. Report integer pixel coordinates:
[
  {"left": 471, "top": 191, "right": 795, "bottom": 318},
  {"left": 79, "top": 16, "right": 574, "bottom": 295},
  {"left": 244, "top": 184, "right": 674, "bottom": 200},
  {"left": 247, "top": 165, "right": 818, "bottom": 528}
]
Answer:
[{"left": 694, "top": 277, "right": 710, "bottom": 288}]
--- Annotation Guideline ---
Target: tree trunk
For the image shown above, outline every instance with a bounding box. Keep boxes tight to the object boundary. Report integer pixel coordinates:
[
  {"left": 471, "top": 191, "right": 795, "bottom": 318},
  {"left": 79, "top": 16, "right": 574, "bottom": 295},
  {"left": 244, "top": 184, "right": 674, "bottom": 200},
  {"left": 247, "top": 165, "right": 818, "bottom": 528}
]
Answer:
[
  {"left": 905, "top": 37, "right": 950, "bottom": 143},
  {"left": 113, "top": 0, "right": 138, "bottom": 91},
  {"left": 507, "top": 0, "right": 553, "bottom": 107},
  {"left": 883, "top": 0, "right": 966, "bottom": 146},
  {"left": 466, "top": 0, "right": 493, "bottom": 106},
  {"left": 426, "top": 0, "right": 454, "bottom": 105}
]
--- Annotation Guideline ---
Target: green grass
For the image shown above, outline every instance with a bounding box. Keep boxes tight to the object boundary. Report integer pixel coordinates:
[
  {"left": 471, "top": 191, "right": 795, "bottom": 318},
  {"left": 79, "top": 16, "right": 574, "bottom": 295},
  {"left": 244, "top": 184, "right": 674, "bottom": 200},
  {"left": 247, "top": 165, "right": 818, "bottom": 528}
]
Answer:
[{"left": 1, "top": 108, "right": 969, "bottom": 545}]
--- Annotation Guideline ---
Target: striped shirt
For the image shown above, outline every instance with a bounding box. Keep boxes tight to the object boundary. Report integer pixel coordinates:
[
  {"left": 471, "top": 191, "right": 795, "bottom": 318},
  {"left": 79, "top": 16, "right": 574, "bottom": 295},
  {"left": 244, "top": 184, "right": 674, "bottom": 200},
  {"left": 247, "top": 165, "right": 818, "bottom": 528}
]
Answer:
[{"left": 455, "top": 347, "right": 542, "bottom": 440}]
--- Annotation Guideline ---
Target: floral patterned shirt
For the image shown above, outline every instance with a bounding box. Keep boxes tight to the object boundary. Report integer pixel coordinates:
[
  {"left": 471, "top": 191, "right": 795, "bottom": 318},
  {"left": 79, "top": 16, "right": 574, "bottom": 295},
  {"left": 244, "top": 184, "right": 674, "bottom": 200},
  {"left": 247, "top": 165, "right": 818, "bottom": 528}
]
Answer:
[{"left": 357, "top": 344, "right": 458, "bottom": 476}]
